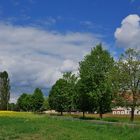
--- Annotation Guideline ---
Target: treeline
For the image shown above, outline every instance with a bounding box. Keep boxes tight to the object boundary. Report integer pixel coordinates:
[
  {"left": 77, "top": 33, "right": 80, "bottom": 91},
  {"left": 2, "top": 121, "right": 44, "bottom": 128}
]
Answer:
[
  {"left": 1, "top": 44, "right": 140, "bottom": 122},
  {"left": 0, "top": 72, "right": 49, "bottom": 112},
  {"left": 9, "top": 88, "right": 49, "bottom": 112},
  {"left": 48, "top": 44, "right": 140, "bottom": 122}
]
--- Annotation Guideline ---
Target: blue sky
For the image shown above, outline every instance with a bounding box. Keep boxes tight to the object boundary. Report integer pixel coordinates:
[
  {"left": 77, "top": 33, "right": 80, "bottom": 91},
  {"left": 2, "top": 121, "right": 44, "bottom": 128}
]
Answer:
[
  {"left": 0, "top": 0, "right": 139, "bottom": 38},
  {"left": 0, "top": 0, "right": 140, "bottom": 53},
  {"left": 0, "top": 0, "right": 140, "bottom": 102}
]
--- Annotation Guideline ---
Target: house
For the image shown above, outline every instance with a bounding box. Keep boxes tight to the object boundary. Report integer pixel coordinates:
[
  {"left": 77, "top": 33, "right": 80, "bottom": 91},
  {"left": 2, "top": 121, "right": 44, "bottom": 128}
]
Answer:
[
  {"left": 112, "top": 90, "right": 140, "bottom": 115},
  {"left": 112, "top": 107, "right": 140, "bottom": 115}
]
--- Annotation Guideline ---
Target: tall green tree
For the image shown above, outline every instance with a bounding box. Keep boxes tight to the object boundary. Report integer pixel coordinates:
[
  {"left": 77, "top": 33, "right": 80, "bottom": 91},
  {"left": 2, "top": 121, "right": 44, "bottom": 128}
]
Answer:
[
  {"left": 0, "top": 71, "right": 10, "bottom": 110},
  {"left": 75, "top": 79, "right": 95, "bottom": 118},
  {"left": 79, "top": 44, "right": 115, "bottom": 118},
  {"left": 117, "top": 48, "right": 140, "bottom": 121},
  {"left": 49, "top": 79, "right": 69, "bottom": 115},
  {"left": 32, "top": 88, "right": 44, "bottom": 112},
  {"left": 63, "top": 72, "right": 78, "bottom": 112},
  {"left": 49, "top": 72, "right": 77, "bottom": 115}
]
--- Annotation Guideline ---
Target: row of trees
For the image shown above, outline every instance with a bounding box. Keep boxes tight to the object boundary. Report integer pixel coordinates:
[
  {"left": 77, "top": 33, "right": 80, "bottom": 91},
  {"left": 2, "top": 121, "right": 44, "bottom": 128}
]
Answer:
[
  {"left": 49, "top": 44, "right": 140, "bottom": 121},
  {"left": 0, "top": 71, "right": 49, "bottom": 112},
  {"left": 17, "top": 88, "right": 45, "bottom": 112},
  {"left": 0, "top": 44, "right": 139, "bottom": 122}
]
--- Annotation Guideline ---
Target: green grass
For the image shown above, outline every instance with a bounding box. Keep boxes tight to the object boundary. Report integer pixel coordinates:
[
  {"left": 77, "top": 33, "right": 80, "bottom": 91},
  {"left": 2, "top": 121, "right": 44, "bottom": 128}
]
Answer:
[{"left": 0, "top": 111, "right": 140, "bottom": 140}]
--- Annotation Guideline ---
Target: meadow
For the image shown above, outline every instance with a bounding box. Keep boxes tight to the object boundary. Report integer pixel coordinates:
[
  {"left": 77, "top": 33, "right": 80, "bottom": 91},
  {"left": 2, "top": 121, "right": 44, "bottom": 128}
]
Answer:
[{"left": 0, "top": 111, "right": 140, "bottom": 140}]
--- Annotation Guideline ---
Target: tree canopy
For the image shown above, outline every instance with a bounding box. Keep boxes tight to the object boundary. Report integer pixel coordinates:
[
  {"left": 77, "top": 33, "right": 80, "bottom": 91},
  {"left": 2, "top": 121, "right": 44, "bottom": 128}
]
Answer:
[
  {"left": 49, "top": 79, "right": 69, "bottom": 115},
  {"left": 116, "top": 48, "right": 140, "bottom": 121},
  {"left": 79, "top": 44, "right": 115, "bottom": 118},
  {"left": 17, "top": 88, "right": 44, "bottom": 112}
]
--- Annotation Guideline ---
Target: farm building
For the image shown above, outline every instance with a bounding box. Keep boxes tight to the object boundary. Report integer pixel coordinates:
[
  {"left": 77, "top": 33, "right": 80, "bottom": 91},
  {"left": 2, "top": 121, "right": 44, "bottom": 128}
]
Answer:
[{"left": 112, "top": 107, "right": 140, "bottom": 115}]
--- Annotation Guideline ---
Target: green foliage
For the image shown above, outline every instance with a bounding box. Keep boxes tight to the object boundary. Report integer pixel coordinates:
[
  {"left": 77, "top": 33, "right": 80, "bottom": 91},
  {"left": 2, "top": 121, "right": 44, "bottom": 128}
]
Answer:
[
  {"left": 0, "top": 71, "right": 10, "bottom": 110},
  {"left": 75, "top": 79, "right": 96, "bottom": 117},
  {"left": 79, "top": 44, "right": 115, "bottom": 118},
  {"left": 63, "top": 72, "right": 78, "bottom": 112},
  {"left": 42, "top": 97, "right": 50, "bottom": 111},
  {"left": 118, "top": 48, "right": 140, "bottom": 95},
  {"left": 17, "top": 93, "right": 33, "bottom": 111},
  {"left": 8, "top": 103, "right": 19, "bottom": 111},
  {"left": 49, "top": 79, "right": 69, "bottom": 114},
  {"left": 117, "top": 48, "right": 140, "bottom": 121},
  {"left": 32, "top": 88, "right": 44, "bottom": 112},
  {"left": 49, "top": 72, "right": 77, "bottom": 114},
  {"left": 17, "top": 88, "right": 44, "bottom": 112}
]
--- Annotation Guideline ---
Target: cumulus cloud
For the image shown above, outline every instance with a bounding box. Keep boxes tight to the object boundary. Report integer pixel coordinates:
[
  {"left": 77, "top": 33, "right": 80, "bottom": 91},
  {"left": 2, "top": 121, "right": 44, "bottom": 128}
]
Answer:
[
  {"left": 0, "top": 22, "right": 103, "bottom": 98},
  {"left": 60, "top": 59, "right": 78, "bottom": 72},
  {"left": 114, "top": 14, "right": 140, "bottom": 49}
]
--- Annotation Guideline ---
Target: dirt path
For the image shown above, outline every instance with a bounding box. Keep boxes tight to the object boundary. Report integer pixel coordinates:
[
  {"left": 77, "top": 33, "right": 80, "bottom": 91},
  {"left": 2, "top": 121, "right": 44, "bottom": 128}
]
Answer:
[
  {"left": 86, "top": 119, "right": 140, "bottom": 127},
  {"left": 50, "top": 115, "right": 140, "bottom": 127}
]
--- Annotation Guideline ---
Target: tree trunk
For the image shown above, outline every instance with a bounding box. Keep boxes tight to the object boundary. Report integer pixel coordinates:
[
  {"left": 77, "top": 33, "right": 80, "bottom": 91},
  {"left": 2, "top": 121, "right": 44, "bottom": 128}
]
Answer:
[
  {"left": 7, "top": 102, "right": 8, "bottom": 111},
  {"left": 130, "top": 106, "right": 134, "bottom": 122},
  {"left": 131, "top": 90, "right": 136, "bottom": 122},
  {"left": 99, "top": 113, "right": 103, "bottom": 119},
  {"left": 60, "top": 111, "right": 63, "bottom": 116},
  {"left": 83, "top": 111, "right": 85, "bottom": 118},
  {"left": 99, "top": 105, "right": 103, "bottom": 119},
  {"left": 68, "top": 110, "right": 71, "bottom": 114}
]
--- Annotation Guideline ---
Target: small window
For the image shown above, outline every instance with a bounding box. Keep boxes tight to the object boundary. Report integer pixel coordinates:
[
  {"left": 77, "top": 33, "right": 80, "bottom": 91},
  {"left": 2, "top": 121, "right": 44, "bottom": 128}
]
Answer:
[
  {"left": 121, "top": 111, "right": 124, "bottom": 114},
  {"left": 117, "top": 111, "right": 120, "bottom": 114}
]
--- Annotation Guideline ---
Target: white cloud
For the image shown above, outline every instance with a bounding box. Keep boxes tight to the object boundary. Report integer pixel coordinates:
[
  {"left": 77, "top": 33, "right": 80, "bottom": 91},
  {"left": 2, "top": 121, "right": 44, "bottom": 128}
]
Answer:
[
  {"left": 0, "top": 22, "right": 103, "bottom": 98},
  {"left": 60, "top": 59, "right": 78, "bottom": 72},
  {"left": 114, "top": 14, "right": 140, "bottom": 49}
]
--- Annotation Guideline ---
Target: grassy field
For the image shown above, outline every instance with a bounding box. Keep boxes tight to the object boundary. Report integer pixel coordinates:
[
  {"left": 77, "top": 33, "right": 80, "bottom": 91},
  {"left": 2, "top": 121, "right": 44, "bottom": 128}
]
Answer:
[{"left": 0, "top": 111, "right": 140, "bottom": 140}]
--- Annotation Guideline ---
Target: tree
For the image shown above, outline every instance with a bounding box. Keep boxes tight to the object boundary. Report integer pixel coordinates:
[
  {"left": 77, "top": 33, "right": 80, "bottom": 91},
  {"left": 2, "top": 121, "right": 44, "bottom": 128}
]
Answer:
[
  {"left": 17, "top": 93, "right": 33, "bottom": 111},
  {"left": 49, "top": 79, "right": 69, "bottom": 115},
  {"left": 32, "top": 88, "right": 44, "bottom": 112},
  {"left": 8, "top": 103, "right": 19, "bottom": 111},
  {"left": 0, "top": 71, "right": 10, "bottom": 110},
  {"left": 17, "top": 89, "right": 44, "bottom": 112},
  {"left": 75, "top": 79, "right": 95, "bottom": 118},
  {"left": 63, "top": 72, "right": 78, "bottom": 112},
  {"left": 42, "top": 97, "right": 50, "bottom": 111},
  {"left": 79, "top": 44, "right": 115, "bottom": 119},
  {"left": 117, "top": 48, "right": 140, "bottom": 121}
]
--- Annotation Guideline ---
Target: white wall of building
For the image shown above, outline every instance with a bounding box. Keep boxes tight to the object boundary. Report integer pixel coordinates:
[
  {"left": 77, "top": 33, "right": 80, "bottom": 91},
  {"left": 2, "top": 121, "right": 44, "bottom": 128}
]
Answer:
[{"left": 112, "top": 107, "right": 140, "bottom": 115}]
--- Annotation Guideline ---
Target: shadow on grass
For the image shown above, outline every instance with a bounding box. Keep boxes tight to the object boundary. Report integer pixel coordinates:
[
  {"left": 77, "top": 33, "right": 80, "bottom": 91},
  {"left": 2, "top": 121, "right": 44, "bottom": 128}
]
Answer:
[
  {"left": 78, "top": 116, "right": 100, "bottom": 120},
  {"left": 40, "top": 112, "right": 120, "bottom": 123},
  {"left": 74, "top": 115, "right": 119, "bottom": 122},
  {"left": 103, "top": 118, "right": 119, "bottom": 122},
  {"left": 49, "top": 114, "right": 119, "bottom": 123}
]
